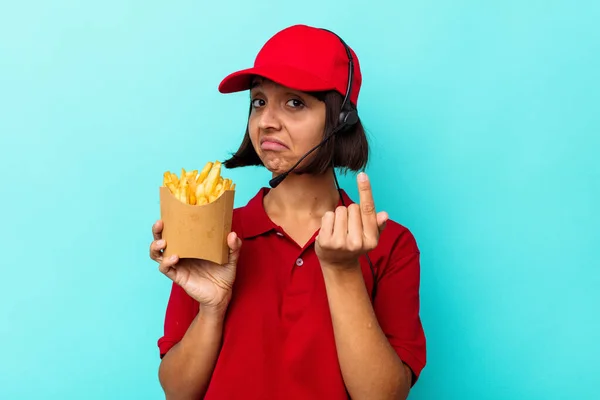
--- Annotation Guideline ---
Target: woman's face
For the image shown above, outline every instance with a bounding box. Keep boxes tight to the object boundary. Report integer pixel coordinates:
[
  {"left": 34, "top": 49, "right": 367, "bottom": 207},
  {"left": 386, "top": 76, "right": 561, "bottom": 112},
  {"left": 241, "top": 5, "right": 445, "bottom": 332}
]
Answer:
[{"left": 248, "top": 78, "right": 326, "bottom": 175}]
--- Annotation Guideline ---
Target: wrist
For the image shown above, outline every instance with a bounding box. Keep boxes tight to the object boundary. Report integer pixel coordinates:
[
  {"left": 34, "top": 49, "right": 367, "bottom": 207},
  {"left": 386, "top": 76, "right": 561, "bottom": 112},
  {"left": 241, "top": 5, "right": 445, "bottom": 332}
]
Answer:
[
  {"left": 320, "top": 258, "right": 361, "bottom": 273},
  {"left": 321, "top": 262, "right": 371, "bottom": 307},
  {"left": 321, "top": 261, "right": 364, "bottom": 283},
  {"left": 198, "top": 302, "right": 229, "bottom": 321}
]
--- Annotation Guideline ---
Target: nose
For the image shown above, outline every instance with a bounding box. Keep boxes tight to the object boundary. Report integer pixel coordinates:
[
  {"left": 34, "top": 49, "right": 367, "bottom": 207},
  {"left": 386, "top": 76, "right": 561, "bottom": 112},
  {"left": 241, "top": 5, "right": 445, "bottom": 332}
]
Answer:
[{"left": 257, "top": 103, "right": 282, "bottom": 131}]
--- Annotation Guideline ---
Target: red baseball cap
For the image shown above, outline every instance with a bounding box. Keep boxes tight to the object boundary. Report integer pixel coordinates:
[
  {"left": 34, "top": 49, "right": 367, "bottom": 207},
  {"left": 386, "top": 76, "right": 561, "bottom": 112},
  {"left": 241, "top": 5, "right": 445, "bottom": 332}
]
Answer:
[{"left": 218, "top": 24, "right": 362, "bottom": 106}]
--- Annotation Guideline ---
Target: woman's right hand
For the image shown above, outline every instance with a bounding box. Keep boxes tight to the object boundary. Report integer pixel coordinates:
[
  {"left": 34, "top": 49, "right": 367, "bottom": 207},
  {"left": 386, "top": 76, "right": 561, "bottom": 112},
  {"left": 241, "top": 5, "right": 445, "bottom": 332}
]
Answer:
[{"left": 149, "top": 220, "right": 242, "bottom": 314}]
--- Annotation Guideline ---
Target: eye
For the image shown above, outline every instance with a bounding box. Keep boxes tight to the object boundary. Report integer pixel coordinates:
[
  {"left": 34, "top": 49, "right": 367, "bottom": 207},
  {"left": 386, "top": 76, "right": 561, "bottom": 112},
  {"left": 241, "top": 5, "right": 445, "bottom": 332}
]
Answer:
[
  {"left": 286, "top": 99, "right": 304, "bottom": 108},
  {"left": 251, "top": 98, "right": 265, "bottom": 108}
]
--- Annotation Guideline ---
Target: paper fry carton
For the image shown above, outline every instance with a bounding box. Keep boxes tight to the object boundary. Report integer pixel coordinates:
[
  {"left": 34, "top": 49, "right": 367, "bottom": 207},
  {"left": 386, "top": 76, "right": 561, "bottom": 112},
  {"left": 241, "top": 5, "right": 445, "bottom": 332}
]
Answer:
[{"left": 159, "top": 186, "right": 235, "bottom": 265}]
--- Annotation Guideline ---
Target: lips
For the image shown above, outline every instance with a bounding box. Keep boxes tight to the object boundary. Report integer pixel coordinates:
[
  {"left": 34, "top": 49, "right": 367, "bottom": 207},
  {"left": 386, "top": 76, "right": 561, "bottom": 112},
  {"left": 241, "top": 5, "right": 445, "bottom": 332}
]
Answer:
[{"left": 260, "top": 137, "right": 288, "bottom": 151}]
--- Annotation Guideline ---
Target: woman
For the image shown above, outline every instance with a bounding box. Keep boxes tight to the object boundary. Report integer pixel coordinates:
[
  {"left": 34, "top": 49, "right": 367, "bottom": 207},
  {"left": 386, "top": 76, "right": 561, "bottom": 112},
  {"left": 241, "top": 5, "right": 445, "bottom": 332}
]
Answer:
[{"left": 150, "top": 24, "right": 426, "bottom": 400}]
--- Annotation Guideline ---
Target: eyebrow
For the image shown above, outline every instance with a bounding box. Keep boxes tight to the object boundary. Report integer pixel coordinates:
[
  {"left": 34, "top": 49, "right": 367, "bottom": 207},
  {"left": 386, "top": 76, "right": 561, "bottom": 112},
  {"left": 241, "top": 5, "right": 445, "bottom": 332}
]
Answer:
[
  {"left": 248, "top": 81, "right": 307, "bottom": 101},
  {"left": 250, "top": 78, "right": 262, "bottom": 89},
  {"left": 249, "top": 87, "right": 261, "bottom": 100}
]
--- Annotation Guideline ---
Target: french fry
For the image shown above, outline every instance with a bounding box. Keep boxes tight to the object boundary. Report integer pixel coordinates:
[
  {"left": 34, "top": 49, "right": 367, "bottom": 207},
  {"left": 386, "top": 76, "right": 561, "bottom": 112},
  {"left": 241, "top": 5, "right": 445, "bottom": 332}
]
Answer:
[
  {"left": 197, "top": 162, "right": 213, "bottom": 184},
  {"left": 204, "top": 161, "right": 222, "bottom": 198},
  {"left": 175, "top": 186, "right": 184, "bottom": 203},
  {"left": 179, "top": 179, "right": 189, "bottom": 204},
  {"left": 162, "top": 160, "right": 235, "bottom": 205}
]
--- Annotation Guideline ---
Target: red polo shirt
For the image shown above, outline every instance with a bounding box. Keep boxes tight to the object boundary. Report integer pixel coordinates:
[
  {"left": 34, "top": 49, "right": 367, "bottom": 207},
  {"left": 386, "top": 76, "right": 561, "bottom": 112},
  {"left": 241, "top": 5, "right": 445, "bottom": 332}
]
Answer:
[{"left": 157, "top": 188, "right": 426, "bottom": 399}]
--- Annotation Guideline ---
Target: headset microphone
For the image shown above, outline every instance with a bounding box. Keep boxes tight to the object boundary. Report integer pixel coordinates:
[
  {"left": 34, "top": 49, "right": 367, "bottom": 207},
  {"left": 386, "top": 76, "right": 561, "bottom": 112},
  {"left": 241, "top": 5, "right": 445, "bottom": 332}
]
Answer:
[{"left": 268, "top": 122, "right": 348, "bottom": 188}]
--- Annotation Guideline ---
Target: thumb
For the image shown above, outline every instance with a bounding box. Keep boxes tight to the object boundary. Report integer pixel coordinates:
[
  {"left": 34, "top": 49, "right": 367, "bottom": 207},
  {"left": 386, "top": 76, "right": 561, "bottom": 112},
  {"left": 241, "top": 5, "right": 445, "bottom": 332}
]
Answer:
[
  {"left": 226, "top": 231, "right": 243, "bottom": 266},
  {"left": 377, "top": 211, "right": 388, "bottom": 233}
]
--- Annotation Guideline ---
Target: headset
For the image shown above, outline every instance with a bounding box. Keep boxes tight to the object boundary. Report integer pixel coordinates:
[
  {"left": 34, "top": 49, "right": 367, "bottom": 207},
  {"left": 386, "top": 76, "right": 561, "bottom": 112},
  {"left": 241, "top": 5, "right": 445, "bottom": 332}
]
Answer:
[
  {"left": 320, "top": 28, "right": 359, "bottom": 129},
  {"left": 269, "top": 29, "right": 378, "bottom": 302}
]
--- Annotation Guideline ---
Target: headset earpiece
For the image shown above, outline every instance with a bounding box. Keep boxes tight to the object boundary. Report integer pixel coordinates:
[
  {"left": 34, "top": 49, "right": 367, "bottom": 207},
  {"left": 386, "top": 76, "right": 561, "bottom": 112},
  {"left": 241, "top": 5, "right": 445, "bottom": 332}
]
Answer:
[{"left": 339, "top": 106, "right": 359, "bottom": 128}]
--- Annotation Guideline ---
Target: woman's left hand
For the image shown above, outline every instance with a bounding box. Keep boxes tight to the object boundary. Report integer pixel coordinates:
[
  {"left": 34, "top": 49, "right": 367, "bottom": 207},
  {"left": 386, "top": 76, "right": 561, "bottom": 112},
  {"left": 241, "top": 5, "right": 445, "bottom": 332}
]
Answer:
[{"left": 315, "top": 172, "right": 388, "bottom": 269}]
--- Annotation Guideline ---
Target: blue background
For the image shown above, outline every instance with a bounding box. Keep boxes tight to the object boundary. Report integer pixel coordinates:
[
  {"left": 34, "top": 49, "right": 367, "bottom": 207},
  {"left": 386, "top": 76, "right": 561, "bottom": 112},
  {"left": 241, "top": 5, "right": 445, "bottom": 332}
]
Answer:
[{"left": 1, "top": 1, "right": 598, "bottom": 399}]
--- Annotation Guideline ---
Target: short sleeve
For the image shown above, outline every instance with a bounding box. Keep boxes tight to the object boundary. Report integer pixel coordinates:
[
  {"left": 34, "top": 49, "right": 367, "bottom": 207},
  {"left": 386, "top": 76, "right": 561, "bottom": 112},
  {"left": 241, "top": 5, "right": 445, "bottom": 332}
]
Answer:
[
  {"left": 374, "top": 226, "right": 427, "bottom": 385},
  {"left": 157, "top": 281, "right": 199, "bottom": 358}
]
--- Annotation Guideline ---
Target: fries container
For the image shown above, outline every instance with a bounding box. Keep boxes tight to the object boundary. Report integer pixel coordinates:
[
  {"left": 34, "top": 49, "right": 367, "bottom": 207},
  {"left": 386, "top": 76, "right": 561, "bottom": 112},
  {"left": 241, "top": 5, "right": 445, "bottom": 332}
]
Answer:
[{"left": 159, "top": 186, "right": 235, "bottom": 264}]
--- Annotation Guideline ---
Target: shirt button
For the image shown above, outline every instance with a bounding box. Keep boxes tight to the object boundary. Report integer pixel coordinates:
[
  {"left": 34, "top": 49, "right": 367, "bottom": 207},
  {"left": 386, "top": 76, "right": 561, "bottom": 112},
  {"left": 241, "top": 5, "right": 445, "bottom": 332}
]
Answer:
[
  {"left": 276, "top": 232, "right": 284, "bottom": 237},
  {"left": 295, "top": 258, "right": 304, "bottom": 267}
]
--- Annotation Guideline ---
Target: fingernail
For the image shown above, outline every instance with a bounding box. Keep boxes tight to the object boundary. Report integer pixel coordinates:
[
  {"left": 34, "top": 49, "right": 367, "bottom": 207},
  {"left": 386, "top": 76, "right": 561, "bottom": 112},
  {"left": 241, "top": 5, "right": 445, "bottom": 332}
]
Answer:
[
  {"left": 358, "top": 172, "right": 368, "bottom": 182},
  {"left": 170, "top": 255, "right": 177, "bottom": 262},
  {"left": 157, "top": 240, "right": 165, "bottom": 246}
]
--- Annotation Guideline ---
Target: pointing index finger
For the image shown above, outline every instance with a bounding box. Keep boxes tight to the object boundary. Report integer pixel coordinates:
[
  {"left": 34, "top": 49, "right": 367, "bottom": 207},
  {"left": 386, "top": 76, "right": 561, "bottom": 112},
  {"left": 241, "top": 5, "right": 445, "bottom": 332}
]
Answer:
[{"left": 357, "top": 172, "right": 378, "bottom": 236}]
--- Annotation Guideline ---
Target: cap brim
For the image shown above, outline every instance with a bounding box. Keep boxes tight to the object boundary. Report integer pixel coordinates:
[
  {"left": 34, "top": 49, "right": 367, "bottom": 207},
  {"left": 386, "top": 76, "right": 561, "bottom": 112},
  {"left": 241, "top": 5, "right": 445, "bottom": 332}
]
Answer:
[{"left": 218, "top": 64, "right": 335, "bottom": 95}]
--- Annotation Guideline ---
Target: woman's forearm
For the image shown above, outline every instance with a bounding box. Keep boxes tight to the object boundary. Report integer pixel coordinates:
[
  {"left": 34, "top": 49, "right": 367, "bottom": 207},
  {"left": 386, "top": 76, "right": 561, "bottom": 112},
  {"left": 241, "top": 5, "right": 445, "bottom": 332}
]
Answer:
[
  {"left": 322, "top": 264, "right": 412, "bottom": 400},
  {"left": 158, "top": 307, "right": 226, "bottom": 400}
]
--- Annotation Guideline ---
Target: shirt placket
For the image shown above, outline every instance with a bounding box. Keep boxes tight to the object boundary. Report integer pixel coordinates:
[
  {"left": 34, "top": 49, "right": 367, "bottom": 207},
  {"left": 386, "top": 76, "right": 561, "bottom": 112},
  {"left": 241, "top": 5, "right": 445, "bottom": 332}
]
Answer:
[{"left": 275, "top": 229, "right": 318, "bottom": 327}]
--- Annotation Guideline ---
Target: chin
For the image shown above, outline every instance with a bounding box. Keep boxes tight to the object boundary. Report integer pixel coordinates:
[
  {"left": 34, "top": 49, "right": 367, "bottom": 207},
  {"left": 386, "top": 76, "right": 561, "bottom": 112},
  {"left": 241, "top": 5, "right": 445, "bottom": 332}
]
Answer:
[{"left": 260, "top": 154, "right": 290, "bottom": 175}]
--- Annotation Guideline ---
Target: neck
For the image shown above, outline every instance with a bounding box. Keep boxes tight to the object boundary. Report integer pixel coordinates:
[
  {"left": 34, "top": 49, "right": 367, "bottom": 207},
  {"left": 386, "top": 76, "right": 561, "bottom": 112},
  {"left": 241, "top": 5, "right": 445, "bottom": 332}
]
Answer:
[{"left": 264, "top": 169, "right": 340, "bottom": 219}]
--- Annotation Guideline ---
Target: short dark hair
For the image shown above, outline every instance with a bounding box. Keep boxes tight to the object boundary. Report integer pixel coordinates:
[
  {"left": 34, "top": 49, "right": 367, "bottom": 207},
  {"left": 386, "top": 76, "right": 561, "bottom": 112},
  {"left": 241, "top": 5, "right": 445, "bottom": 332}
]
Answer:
[{"left": 222, "top": 90, "right": 369, "bottom": 175}]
